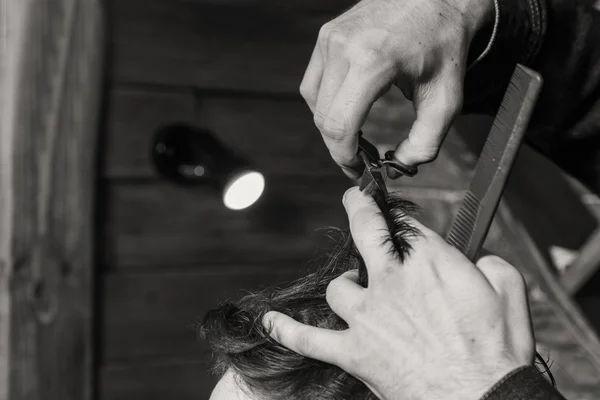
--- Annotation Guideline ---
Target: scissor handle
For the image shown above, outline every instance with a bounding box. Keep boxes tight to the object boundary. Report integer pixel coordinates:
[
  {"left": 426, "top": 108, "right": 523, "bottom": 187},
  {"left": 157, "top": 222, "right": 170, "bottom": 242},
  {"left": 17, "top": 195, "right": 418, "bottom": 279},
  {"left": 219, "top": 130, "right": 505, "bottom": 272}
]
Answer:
[
  {"left": 382, "top": 151, "right": 418, "bottom": 177},
  {"left": 357, "top": 136, "right": 381, "bottom": 166}
]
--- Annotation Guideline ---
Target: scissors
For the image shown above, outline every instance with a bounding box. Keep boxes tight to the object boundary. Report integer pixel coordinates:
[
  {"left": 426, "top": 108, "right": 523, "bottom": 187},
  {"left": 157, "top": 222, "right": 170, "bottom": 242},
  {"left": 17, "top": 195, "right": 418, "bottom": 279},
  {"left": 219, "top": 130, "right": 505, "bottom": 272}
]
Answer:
[
  {"left": 357, "top": 133, "right": 418, "bottom": 198},
  {"left": 355, "top": 134, "right": 419, "bottom": 258}
]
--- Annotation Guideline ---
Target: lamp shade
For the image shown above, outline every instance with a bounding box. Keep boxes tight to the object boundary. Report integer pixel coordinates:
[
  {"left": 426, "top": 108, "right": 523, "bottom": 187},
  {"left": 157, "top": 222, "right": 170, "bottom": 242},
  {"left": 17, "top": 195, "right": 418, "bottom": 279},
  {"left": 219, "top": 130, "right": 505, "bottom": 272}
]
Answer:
[{"left": 152, "top": 123, "right": 265, "bottom": 210}]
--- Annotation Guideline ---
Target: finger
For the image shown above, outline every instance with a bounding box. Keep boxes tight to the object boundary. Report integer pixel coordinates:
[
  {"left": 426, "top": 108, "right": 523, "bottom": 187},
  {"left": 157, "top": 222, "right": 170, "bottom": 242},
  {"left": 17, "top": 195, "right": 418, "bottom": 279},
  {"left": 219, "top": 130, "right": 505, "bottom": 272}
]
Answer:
[
  {"left": 343, "top": 187, "right": 394, "bottom": 270},
  {"left": 322, "top": 63, "right": 394, "bottom": 177},
  {"left": 342, "top": 187, "right": 435, "bottom": 272},
  {"left": 391, "top": 76, "right": 463, "bottom": 172},
  {"left": 315, "top": 59, "right": 354, "bottom": 176},
  {"left": 475, "top": 254, "right": 534, "bottom": 356},
  {"left": 326, "top": 270, "right": 364, "bottom": 322},
  {"left": 313, "top": 57, "right": 349, "bottom": 130},
  {"left": 299, "top": 45, "right": 325, "bottom": 113},
  {"left": 475, "top": 254, "right": 527, "bottom": 298},
  {"left": 262, "top": 311, "right": 346, "bottom": 365}
]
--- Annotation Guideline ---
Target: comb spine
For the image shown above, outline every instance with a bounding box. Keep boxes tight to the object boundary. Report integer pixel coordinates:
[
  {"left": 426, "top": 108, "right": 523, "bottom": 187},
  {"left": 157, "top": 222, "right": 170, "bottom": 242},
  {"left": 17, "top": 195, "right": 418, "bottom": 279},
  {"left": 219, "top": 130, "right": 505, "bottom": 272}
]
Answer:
[{"left": 446, "top": 65, "right": 543, "bottom": 260}]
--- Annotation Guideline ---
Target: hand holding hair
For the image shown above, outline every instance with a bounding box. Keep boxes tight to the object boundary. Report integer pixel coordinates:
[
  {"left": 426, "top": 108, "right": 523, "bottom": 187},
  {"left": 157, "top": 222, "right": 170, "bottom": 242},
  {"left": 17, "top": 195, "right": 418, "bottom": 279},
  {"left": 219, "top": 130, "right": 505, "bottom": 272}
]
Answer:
[{"left": 263, "top": 186, "right": 535, "bottom": 400}]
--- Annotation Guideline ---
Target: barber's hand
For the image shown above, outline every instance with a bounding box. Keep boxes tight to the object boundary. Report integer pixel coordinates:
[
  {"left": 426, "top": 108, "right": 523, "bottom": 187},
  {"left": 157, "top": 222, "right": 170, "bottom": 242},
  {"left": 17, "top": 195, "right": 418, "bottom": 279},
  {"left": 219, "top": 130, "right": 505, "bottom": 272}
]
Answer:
[
  {"left": 302, "top": 0, "right": 494, "bottom": 178},
  {"left": 263, "top": 187, "right": 535, "bottom": 400}
]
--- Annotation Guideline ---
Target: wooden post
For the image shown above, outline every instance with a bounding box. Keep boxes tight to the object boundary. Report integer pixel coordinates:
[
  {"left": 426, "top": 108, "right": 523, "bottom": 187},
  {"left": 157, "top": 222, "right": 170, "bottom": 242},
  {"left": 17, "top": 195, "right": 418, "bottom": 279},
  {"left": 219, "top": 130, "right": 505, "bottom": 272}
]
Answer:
[{"left": 0, "top": 0, "right": 104, "bottom": 399}]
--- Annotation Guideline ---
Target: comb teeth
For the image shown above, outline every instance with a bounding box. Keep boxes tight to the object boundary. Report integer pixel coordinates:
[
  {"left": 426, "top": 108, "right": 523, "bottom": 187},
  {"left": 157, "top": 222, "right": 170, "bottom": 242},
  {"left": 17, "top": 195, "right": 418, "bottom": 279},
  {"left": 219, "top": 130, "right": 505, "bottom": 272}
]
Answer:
[
  {"left": 446, "top": 191, "right": 479, "bottom": 254},
  {"left": 446, "top": 65, "right": 543, "bottom": 260}
]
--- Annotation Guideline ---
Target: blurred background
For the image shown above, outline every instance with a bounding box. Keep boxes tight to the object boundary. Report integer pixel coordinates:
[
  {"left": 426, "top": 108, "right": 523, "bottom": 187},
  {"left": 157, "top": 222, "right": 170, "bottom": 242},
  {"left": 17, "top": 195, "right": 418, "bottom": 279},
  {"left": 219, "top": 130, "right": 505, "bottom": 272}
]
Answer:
[{"left": 4, "top": 0, "right": 600, "bottom": 399}]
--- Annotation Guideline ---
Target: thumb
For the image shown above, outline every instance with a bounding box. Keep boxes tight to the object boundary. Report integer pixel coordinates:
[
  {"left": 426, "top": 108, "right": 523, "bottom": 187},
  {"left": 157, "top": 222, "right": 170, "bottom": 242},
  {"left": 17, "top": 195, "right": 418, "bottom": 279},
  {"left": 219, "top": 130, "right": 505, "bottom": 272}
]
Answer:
[
  {"left": 262, "top": 311, "right": 346, "bottom": 365},
  {"left": 392, "top": 78, "right": 463, "bottom": 170}
]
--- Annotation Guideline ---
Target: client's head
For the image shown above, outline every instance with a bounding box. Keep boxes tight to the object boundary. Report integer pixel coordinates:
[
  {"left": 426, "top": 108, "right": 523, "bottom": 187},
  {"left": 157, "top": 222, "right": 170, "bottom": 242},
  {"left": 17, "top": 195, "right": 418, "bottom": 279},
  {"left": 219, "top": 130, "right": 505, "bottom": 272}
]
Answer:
[{"left": 199, "top": 193, "right": 421, "bottom": 400}]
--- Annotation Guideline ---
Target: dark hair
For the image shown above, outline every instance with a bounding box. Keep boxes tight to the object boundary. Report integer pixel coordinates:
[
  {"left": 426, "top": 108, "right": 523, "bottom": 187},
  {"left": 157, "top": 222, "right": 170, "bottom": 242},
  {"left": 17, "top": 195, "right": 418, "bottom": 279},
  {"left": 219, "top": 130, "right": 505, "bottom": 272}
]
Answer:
[{"left": 199, "top": 193, "right": 555, "bottom": 399}]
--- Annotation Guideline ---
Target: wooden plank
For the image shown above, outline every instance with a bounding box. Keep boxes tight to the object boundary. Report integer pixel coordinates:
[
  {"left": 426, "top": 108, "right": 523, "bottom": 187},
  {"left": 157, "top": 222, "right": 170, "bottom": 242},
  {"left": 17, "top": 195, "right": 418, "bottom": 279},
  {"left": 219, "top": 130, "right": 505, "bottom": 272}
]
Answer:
[
  {"left": 100, "top": 361, "right": 216, "bottom": 400},
  {"left": 175, "top": 0, "right": 355, "bottom": 12},
  {"left": 103, "top": 88, "right": 196, "bottom": 177},
  {"left": 109, "top": 0, "right": 329, "bottom": 92},
  {"left": 101, "top": 268, "right": 306, "bottom": 361},
  {"left": 104, "top": 86, "right": 471, "bottom": 189},
  {"left": 102, "top": 179, "right": 460, "bottom": 269},
  {"left": 104, "top": 89, "right": 339, "bottom": 179},
  {"left": 102, "top": 177, "right": 349, "bottom": 268},
  {"left": 0, "top": 0, "right": 104, "bottom": 399}
]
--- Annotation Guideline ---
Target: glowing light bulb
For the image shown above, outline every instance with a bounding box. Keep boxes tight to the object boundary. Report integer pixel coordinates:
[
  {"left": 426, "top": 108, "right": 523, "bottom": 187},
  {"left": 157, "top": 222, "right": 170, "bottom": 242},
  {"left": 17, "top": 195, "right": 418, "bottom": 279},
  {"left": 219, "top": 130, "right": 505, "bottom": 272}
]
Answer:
[{"left": 223, "top": 171, "right": 265, "bottom": 210}]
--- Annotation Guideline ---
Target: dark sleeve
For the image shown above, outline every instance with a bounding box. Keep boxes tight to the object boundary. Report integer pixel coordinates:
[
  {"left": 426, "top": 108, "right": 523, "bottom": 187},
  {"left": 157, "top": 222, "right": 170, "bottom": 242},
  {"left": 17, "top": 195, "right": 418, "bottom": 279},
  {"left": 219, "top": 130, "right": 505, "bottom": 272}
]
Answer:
[
  {"left": 480, "top": 366, "right": 567, "bottom": 400},
  {"left": 463, "top": 0, "right": 600, "bottom": 194}
]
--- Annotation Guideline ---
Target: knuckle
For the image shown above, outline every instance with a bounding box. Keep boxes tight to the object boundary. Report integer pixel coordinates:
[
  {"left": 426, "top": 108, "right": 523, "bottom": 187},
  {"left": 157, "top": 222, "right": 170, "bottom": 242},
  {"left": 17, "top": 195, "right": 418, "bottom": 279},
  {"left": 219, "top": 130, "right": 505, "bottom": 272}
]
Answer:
[
  {"left": 321, "top": 117, "right": 347, "bottom": 140},
  {"left": 417, "top": 147, "right": 440, "bottom": 163},
  {"left": 313, "top": 112, "right": 327, "bottom": 131},
  {"left": 480, "top": 255, "right": 526, "bottom": 289},
  {"left": 477, "top": 254, "right": 505, "bottom": 268},
  {"left": 318, "top": 22, "right": 334, "bottom": 44},
  {"left": 299, "top": 80, "right": 314, "bottom": 102},
  {"left": 411, "top": 234, "right": 442, "bottom": 258},
  {"left": 349, "top": 206, "right": 374, "bottom": 230},
  {"left": 444, "top": 90, "right": 463, "bottom": 116},
  {"left": 344, "top": 350, "right": 362, "bottom": 374},
  {"left": 327, "top": 28, "right": 349, "bottom": 50},
  {"left": 294, "top": 331, "right": 315, "bottom": 356},
  {"left": 266, "top": 318, "right": 281, "bottom": 339},
  {"left": 501, "top": 266, "right": 527, "bottom": 290},
  {"left": 319, "top": 21, "right": 352, "bottom": 52},
  {"left": 435, "top": 80, "right": 463, "bottom": 117},
  {"left": 330, "top": 152, "right": 354, "bottom": 169},
  {"left": 352, "top": 46, "right": 384, "bottom": 67},
  {"left": 325, "top": 279, "right": 341, "bottom": 304},
  {"left": 406, "top": 137, "right": 440, "bottom": 163}
]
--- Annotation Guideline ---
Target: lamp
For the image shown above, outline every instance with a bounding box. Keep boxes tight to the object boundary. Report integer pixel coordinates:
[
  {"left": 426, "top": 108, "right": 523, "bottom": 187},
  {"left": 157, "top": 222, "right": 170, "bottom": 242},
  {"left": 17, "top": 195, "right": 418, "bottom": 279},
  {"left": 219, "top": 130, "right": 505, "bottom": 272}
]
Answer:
[{"left": 152, "top": 123, "right": 265, "bottom": 210}]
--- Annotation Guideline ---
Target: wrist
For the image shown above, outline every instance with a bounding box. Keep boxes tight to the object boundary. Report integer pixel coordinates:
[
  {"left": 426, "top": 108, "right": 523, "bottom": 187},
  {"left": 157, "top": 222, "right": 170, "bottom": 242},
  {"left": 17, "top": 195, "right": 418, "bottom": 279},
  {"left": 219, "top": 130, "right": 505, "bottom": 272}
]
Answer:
[
  {"left": 458, "top": 0, "right": 496, "bottom": 39},
  {"left": 465, "top": 0, "right": 498, "bottom": 68},
  {"left": 421, "top": 360, "right": 527, "bottom": 400},
  {"left": 450, "top": 361, "right": 528, "bottom": 400}
]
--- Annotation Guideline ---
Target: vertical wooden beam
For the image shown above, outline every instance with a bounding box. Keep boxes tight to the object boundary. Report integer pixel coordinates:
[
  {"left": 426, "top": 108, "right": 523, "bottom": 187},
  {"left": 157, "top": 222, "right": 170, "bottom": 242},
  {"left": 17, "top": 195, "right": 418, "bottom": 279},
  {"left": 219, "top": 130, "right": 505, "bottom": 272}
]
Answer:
[{"left": 0, "top": 0, "right": 104, "bottom": 399}]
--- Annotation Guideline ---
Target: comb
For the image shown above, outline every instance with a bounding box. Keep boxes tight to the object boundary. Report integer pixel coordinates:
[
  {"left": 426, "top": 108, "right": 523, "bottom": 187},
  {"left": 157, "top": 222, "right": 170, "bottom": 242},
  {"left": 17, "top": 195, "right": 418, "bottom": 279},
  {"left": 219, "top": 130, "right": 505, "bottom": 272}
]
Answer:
[{"left": 446, "top": 65, "right": 543, "bottom": 261}]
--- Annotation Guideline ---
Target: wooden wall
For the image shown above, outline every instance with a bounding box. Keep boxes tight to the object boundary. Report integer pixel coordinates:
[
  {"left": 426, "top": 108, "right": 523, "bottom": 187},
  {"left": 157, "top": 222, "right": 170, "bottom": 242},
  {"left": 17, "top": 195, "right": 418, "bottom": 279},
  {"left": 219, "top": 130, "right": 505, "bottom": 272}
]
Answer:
[
  {"left": 99, "top": 1, "right": 354, "bottom": 398},
  {"left": 1, "top": 1, "right": 104, "bottom": 399}
]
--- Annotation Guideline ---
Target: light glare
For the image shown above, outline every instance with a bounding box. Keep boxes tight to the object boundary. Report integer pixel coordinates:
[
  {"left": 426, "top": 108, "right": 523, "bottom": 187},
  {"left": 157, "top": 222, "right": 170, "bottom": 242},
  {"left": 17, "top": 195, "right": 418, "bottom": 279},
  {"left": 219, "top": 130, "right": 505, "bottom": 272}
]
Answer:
[{"left": 223, "top": 171, "right": 265, "bottom": 210}]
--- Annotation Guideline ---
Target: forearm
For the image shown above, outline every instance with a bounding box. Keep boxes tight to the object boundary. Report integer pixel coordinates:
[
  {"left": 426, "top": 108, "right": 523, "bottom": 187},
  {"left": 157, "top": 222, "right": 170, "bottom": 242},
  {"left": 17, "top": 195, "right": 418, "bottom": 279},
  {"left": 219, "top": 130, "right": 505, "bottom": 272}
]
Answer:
[
  {"left": 464, "top": 0, "right": 600, "bottom": 193},
  {"left": 480, "top": 366, "right": 567, "bottom": 399}
]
